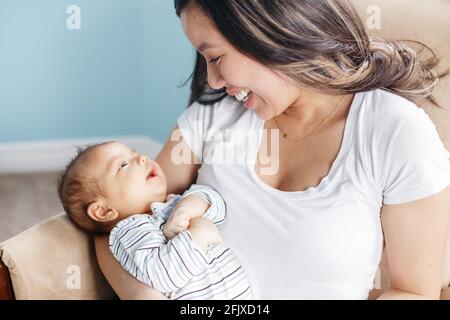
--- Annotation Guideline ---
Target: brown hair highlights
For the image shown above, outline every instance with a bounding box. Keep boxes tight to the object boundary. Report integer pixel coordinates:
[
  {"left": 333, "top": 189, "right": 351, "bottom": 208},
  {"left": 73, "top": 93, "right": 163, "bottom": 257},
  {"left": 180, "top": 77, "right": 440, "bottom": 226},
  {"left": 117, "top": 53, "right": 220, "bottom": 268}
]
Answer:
[{"left": 175, "top": 0, "right": 448, "bottom": 107}]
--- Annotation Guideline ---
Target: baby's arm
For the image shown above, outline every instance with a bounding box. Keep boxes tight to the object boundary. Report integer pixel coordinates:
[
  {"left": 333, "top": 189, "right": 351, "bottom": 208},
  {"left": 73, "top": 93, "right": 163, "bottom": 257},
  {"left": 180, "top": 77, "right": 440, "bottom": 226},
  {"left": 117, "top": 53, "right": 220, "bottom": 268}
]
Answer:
[
  {"left": 109, "top": 215, "right": 210, "bottom": 295},
  {"left": 183, "top": 184, "right": 226, "bottom": 224},
  {"left": 163, "top": 194, "right": 210, "bottom": 239},
  {"left": 188, "top": 217, "right": 224, "bottom": 252},
  {"left": 163, "top": 185, "right": 226, "bottom": 240}
]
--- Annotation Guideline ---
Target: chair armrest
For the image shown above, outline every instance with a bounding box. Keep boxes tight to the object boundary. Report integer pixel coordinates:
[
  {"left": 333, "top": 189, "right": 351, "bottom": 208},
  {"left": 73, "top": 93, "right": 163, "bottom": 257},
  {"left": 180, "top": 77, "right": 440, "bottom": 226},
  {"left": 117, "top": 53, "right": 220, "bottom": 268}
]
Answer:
[
  {"left": 0, "top": 214, "right": 115, "bottom": 300},
  {"left": 0, "top": 259, "right": 15, "bottom": 300}
]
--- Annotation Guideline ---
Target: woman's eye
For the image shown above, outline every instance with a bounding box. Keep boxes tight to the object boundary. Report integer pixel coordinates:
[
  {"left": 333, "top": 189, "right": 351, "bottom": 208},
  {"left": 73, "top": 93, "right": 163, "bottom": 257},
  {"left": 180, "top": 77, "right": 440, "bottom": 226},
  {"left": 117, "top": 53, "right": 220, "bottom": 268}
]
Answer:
[{"left": 209, "top": 55, "right": 222, "bottom": 65}]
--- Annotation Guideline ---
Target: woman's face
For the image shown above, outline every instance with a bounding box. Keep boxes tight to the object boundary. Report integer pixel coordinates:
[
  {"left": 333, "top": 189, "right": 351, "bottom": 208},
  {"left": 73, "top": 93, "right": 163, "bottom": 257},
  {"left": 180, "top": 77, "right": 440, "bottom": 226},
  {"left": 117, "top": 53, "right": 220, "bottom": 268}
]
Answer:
[{"left": 180, "top": 4, "right": 302, "bottom": 120}]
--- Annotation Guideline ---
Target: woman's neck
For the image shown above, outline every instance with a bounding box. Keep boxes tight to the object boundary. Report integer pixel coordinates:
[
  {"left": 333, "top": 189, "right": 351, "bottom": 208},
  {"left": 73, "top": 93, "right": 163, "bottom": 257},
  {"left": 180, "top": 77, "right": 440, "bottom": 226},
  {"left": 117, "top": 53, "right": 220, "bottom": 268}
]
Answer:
[{"left": 274, "top": 90, "right": 354, "bottom": 137}]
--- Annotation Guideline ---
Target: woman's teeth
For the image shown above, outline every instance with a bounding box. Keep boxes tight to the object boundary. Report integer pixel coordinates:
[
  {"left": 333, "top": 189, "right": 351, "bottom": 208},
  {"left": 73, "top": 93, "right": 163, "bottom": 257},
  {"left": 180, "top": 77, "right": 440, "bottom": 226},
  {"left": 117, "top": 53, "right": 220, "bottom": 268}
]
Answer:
[{"left": 235, "top": 89, "right": 251, "bottom": 102}]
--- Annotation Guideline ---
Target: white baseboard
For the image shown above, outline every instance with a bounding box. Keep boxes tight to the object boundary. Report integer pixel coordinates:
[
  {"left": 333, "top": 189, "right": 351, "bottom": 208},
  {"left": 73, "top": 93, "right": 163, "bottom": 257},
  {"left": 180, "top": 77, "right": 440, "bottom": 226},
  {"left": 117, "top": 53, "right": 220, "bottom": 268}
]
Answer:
[{"left": 0, "top": 136, "right": 163, "bottom": 174}]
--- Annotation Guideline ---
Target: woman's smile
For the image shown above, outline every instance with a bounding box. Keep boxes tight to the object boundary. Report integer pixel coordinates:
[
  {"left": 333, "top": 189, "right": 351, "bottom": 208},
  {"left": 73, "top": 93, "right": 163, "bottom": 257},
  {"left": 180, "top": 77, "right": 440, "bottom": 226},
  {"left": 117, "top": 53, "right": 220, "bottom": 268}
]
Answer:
[
  {"left": 243, "top": 91, "right": 256, "bottom": 109},
  {"left": 226, "top": 87, "right": 256, "bottom": 109}
]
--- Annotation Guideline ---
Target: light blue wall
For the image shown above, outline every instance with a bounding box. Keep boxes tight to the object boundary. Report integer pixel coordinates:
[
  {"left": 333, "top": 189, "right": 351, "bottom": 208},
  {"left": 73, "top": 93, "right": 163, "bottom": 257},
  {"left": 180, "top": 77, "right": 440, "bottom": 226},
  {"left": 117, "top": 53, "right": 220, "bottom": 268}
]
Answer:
[{"left": 0, "top": 0, "right": 194, "bottom": 143}]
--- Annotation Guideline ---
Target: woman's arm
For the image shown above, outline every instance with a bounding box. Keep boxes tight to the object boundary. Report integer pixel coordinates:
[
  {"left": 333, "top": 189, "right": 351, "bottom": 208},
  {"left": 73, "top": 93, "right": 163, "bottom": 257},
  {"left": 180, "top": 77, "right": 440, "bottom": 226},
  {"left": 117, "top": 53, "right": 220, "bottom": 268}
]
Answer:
[
  {"left": 95, "top": 235, "right": 167, "bottom": 299},
  {"left": 378, "top": 186, "right": 450, "bottom": 300},
  {"left": 95, "top": 126, "right": 201, "bottom": 299},
  {"left": 156, "top": 125, "right": 201, "bottom": 195}
]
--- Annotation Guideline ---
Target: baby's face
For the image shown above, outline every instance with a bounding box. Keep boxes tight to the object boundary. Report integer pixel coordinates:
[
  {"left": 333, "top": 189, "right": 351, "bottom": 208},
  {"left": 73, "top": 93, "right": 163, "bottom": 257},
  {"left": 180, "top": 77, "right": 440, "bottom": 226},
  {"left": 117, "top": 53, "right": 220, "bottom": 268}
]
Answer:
[{"left": 85, "top": 142, "right": 167, "bottom": 217}]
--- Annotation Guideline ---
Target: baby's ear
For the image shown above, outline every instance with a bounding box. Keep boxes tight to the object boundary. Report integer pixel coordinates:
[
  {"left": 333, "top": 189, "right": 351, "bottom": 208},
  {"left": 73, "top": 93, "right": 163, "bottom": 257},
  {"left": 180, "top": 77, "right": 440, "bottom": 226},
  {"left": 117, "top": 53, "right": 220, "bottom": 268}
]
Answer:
[{"left": 87, "top": 201, "right": 118, "bottom": 222}]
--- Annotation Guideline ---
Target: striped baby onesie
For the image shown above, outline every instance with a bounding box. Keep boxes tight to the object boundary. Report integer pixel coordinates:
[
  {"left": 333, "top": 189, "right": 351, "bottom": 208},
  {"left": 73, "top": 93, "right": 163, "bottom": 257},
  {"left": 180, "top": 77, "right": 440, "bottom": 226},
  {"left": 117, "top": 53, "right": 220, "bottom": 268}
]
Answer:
[{"left": 109, "top": 184, "right": 253, "bottom": 300}]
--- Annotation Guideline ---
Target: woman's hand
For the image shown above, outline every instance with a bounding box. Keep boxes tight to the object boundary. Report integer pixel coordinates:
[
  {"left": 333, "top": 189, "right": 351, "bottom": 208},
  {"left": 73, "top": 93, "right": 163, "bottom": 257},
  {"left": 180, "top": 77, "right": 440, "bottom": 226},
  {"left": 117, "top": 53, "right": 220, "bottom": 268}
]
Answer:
[{"left": 94, "top": 235, "right": 168, "bottom": 300}]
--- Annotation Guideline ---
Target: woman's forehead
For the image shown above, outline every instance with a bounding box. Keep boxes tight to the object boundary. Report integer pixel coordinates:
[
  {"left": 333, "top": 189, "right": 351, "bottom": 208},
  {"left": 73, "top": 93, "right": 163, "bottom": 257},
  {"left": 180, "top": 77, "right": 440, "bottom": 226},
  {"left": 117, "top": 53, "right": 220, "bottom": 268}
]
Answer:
[{"left": 180, "top": 5, "right": 224, "bottom": 51}]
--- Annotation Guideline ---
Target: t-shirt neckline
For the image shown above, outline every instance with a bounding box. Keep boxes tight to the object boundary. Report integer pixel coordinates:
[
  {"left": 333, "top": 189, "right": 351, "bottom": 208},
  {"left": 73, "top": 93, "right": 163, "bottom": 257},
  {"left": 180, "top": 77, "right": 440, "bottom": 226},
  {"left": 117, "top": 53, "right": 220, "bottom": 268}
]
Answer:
[{"left": 246, "top": 91, "right": 366, "bottom": 199}]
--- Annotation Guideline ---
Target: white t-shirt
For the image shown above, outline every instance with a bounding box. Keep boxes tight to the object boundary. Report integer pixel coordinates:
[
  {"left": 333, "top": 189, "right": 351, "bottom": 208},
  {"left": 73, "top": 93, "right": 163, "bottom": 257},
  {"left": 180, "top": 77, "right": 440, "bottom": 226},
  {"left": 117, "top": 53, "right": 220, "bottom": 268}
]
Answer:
[{"left": 177, "top": 89, "right": 450, "bottom": 299}]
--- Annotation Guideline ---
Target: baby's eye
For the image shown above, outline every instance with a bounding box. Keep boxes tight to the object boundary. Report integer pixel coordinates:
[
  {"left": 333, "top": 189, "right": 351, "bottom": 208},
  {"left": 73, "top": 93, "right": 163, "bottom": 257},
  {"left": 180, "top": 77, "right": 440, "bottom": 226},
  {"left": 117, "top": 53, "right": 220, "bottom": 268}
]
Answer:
[{"left": 118, "top": 161, "right": 128, "bottom": 172}]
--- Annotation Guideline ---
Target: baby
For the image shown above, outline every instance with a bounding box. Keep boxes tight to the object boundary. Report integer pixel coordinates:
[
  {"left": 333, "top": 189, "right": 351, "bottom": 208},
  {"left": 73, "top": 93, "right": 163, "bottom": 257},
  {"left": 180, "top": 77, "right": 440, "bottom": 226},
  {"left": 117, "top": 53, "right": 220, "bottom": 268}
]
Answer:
[{"left": 58, "top": 141, "right": 252, "bottom": 300}]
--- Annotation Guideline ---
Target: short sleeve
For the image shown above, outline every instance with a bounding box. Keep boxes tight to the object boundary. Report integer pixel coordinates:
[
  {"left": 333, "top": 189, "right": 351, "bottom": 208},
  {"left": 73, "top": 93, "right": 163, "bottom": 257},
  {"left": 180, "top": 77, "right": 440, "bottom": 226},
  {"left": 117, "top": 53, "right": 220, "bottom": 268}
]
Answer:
[
  {"left": 177, "top": 101, "right": 208, "bottom": 162},
  {"left": 381, "top": 108, "right": 450, "bottom": 205},
  {"left": 176, "top": 96, "right": 255, "bottom": 166}
]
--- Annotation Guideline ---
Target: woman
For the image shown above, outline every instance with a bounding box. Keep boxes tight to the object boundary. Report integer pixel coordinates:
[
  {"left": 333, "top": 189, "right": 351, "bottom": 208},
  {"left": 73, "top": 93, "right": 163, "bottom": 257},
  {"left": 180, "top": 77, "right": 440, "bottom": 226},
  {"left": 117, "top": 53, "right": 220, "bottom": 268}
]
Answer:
[{"left": 95, "top": 0, "right": 450, "bottom": 299}]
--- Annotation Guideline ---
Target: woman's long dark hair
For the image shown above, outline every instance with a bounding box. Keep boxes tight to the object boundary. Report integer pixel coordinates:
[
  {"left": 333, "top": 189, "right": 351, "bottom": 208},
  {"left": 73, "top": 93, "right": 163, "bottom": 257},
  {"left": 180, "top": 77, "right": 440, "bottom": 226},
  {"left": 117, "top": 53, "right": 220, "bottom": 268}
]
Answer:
[{"left": 175, "top": 0, "right": 447, "bottom": 107}]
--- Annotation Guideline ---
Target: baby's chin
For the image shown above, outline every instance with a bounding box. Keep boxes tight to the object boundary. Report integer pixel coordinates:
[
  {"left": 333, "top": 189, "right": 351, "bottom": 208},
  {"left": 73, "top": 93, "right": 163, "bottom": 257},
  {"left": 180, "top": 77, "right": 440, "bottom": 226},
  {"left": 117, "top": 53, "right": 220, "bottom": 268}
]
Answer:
[
  {"left": 147, "top": 191, "right": 167, "bottom": 209},
  {"left": 152, "top": 183, "right": 168, "bottom": 202}
]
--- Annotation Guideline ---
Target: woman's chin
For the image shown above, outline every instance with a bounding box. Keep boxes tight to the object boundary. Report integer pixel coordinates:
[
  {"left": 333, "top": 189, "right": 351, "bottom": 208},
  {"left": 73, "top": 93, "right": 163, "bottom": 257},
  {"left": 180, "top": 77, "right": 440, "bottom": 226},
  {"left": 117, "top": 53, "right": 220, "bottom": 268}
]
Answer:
[{"left": 254, "top": 108, "right": 273, "bottom": 121}]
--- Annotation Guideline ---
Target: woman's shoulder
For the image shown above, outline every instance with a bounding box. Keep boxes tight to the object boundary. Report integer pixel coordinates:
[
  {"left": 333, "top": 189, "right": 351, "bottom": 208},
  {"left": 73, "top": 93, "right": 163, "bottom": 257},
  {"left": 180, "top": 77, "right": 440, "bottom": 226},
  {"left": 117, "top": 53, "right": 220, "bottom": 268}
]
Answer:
[
  {"left": 358, "top": 89, "right": 436, "bottom": 138},
  {"left": 359, "top": 89, "right": 448, "bottom": 171},
  {"left": 363, "top": 89, "right": 426, "bottom": 122},
  {"left": 354, "top": 89, "right": 446, "bottom": 171},
  {"left": 353, "top": 90, "right": 449, "bottom": 205}
]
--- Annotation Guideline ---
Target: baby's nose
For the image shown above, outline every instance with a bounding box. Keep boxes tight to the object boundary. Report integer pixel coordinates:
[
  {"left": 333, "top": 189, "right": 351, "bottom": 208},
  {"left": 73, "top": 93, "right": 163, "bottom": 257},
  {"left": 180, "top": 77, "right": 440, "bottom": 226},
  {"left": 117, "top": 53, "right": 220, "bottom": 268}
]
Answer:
[{"left": 138, "top": 154, "right": 148, "bottom": 164}]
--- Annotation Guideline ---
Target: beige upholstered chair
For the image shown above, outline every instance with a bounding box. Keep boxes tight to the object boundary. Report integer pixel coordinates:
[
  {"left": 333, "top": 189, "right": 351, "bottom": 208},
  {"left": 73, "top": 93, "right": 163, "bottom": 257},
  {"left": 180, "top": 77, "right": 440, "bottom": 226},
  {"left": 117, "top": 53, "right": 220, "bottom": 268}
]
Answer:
[
  {"left": 1, "top": 0, "right": 449, "bottom": 299},
  {"left": 0, "top": 214, "right": 115, "bottom": 299}
]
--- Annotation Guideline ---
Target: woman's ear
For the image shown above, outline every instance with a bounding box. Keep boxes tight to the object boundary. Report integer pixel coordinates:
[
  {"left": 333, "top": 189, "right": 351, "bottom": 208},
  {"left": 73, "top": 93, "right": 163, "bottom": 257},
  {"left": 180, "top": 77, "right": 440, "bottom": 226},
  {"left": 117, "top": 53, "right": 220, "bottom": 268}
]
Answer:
[{"left": 87, "top": 201, "right": 119, "bottom": 222}]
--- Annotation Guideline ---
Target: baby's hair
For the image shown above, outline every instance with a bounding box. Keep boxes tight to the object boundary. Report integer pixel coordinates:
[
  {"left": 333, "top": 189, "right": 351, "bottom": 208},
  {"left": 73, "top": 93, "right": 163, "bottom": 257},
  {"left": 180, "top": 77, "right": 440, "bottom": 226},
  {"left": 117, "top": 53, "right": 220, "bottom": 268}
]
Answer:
[{"left": 57, "top": 142, "right": 112, "bottom": 234}]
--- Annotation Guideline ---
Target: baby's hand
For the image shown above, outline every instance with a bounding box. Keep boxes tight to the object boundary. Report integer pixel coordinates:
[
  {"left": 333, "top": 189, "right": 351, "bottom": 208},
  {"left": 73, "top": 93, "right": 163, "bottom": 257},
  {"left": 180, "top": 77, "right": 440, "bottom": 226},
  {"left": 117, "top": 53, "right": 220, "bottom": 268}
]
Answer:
[
  {"left": 163, "top": 209, "right": 190, "bottom": 240},
  {"left": 162, "top": 195, "right": 210, "bottom": 240}
]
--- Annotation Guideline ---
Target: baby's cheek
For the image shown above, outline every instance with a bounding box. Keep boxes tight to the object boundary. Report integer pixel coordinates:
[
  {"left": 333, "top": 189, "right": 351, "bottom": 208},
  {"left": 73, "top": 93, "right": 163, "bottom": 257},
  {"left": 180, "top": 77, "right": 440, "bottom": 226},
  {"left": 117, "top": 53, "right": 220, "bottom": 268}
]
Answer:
[{"left": 120, "top": 184, "right": 141, "bottom": 205}]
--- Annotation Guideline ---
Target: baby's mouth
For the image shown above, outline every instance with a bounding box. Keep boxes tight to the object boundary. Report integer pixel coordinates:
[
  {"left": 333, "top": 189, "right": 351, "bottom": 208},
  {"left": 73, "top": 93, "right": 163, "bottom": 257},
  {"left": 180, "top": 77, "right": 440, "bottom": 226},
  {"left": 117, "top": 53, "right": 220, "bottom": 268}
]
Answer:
[{"left": 146, "top": 167, "right": 157, "bottom": 180}]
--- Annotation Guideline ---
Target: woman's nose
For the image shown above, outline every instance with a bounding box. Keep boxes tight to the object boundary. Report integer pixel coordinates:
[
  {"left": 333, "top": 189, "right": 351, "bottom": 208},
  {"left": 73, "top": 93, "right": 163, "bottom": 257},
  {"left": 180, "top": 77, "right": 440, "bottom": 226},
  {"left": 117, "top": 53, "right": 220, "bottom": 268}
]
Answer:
[{"left": 207, "top": 65, "right": 226, "bottom": 90}]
